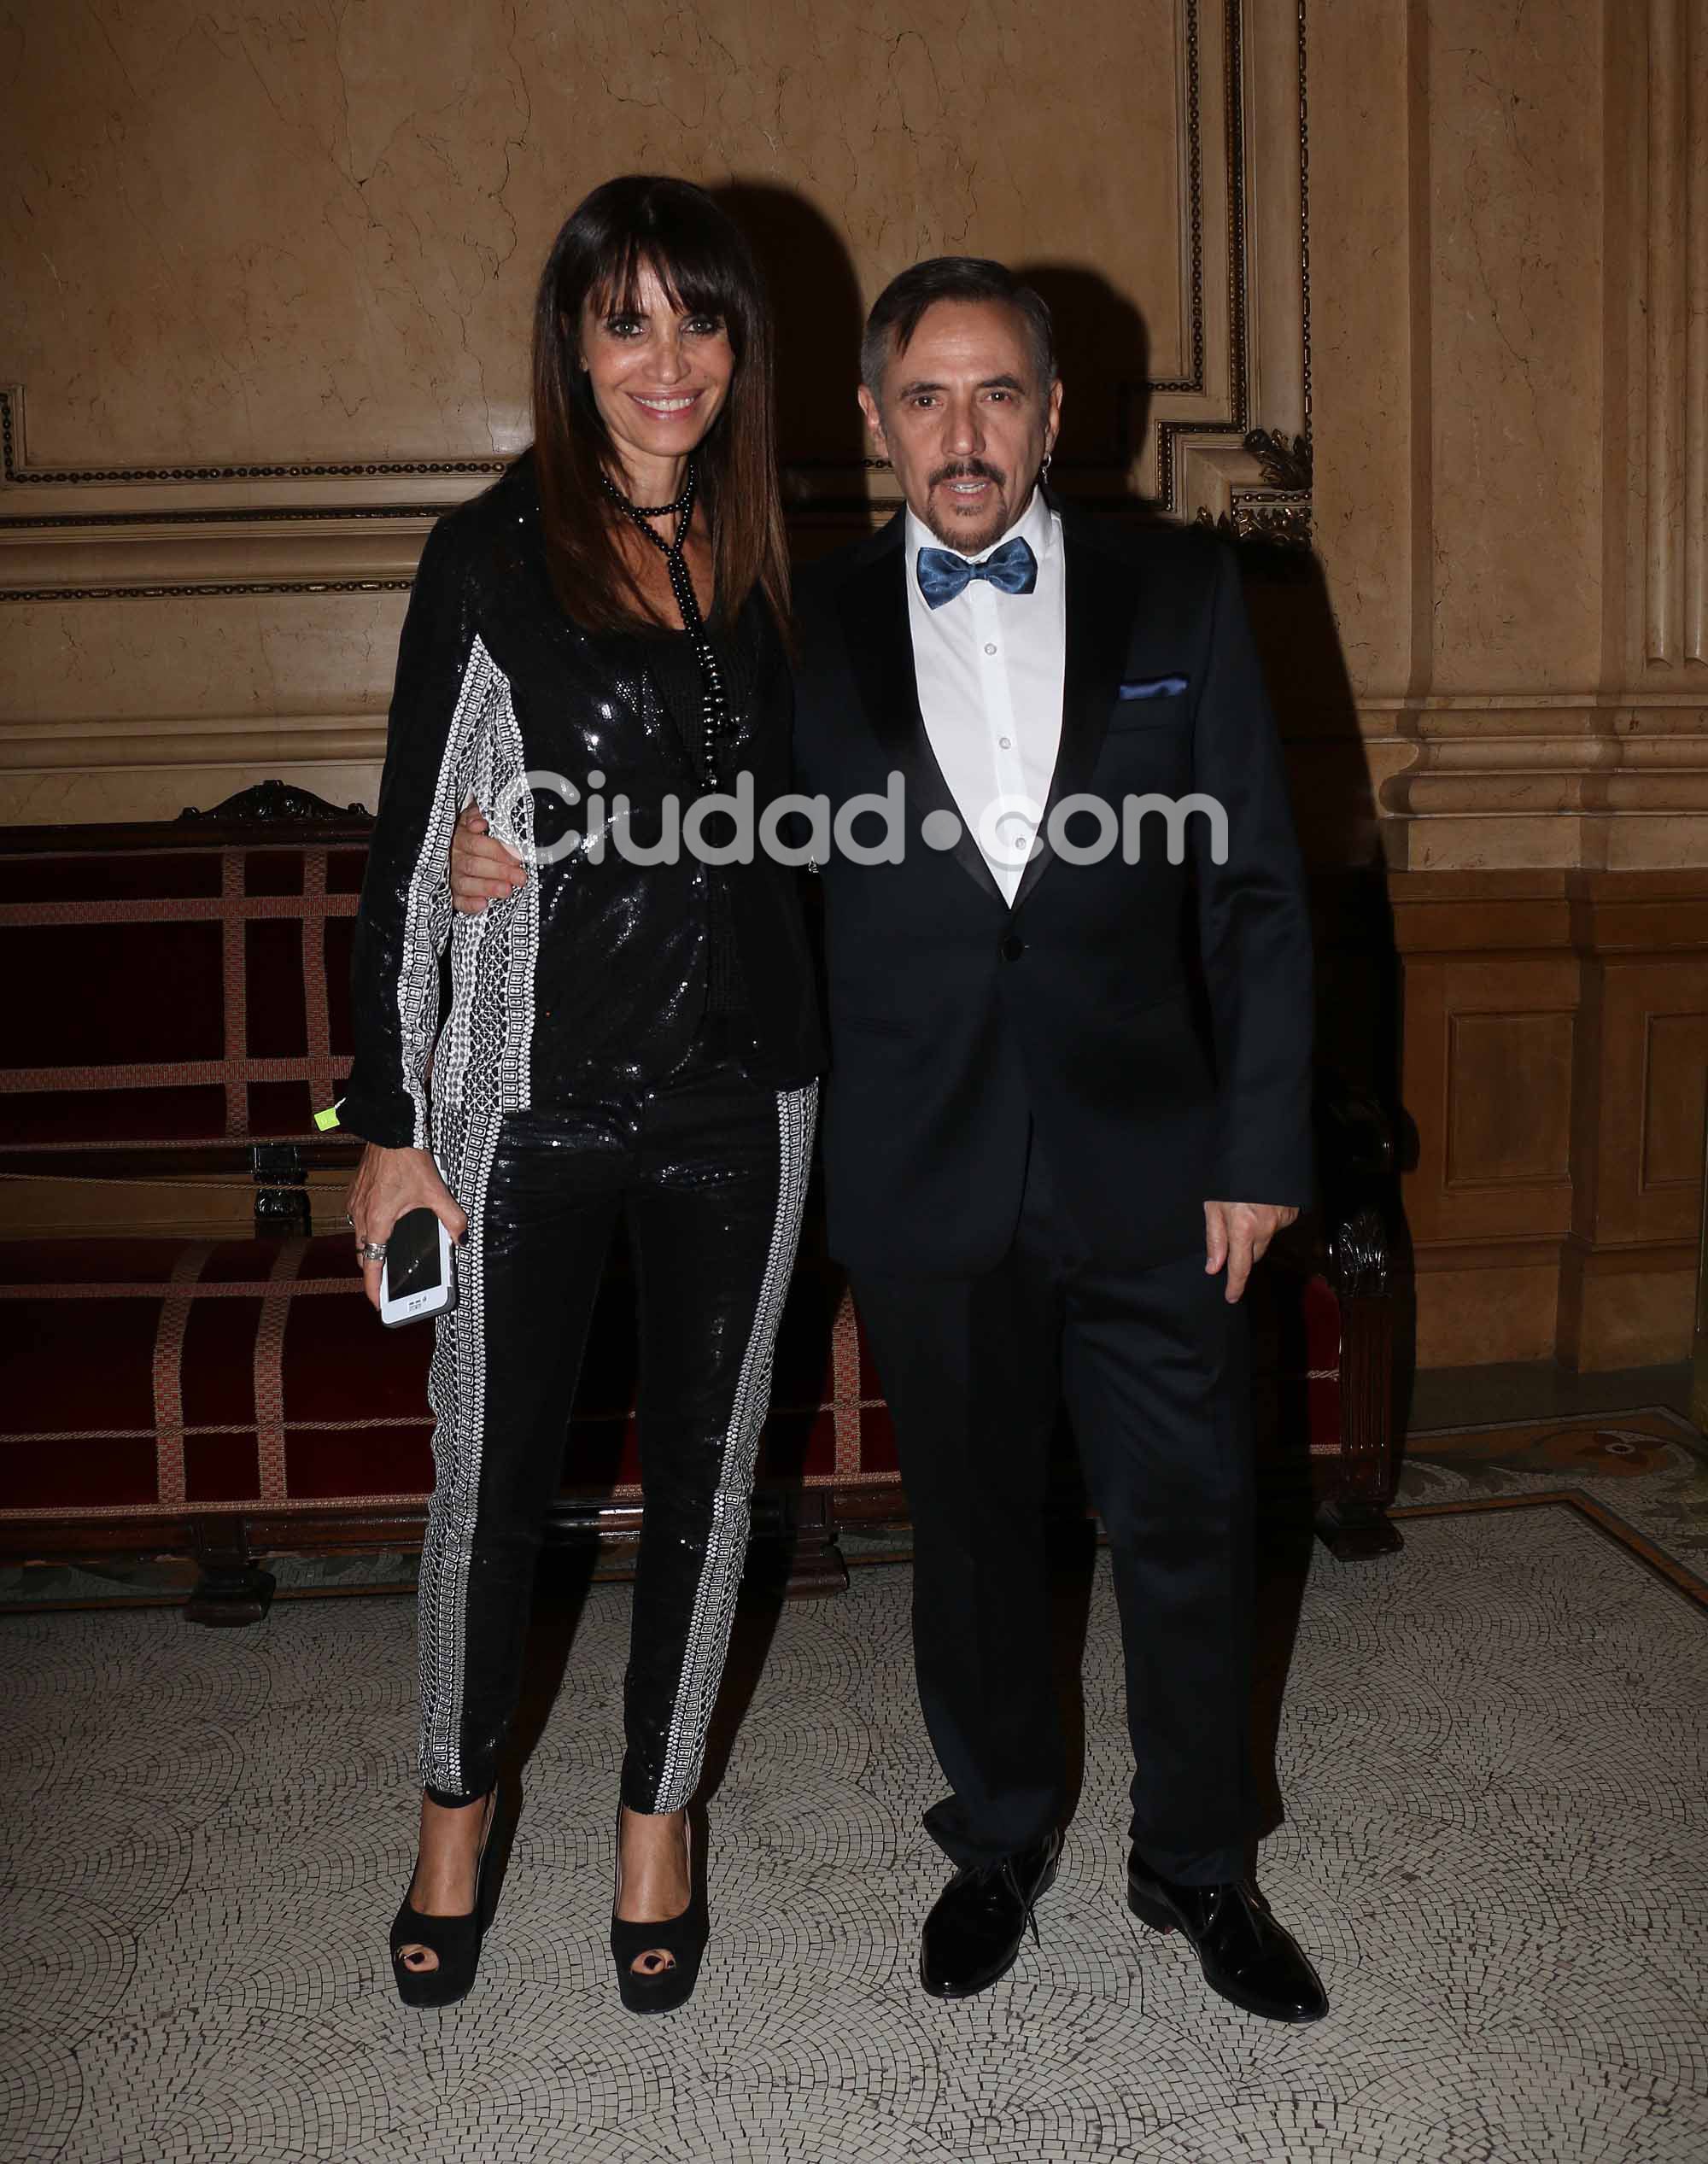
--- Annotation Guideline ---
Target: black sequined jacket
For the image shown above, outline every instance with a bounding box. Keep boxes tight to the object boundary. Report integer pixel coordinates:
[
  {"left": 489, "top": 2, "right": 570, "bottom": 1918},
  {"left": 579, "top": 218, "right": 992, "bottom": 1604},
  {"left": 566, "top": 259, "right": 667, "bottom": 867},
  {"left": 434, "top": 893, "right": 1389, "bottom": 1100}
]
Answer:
[{"left": 337, "top": 455, "right": 824, "bottom": 1150}]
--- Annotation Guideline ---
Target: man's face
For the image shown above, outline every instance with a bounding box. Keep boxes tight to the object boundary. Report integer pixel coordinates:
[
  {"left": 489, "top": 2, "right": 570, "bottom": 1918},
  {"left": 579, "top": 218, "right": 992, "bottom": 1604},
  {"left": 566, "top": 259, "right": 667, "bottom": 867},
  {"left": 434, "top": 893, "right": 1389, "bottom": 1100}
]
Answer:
[{"left": 858, "top": 298, "right": 1062, "bottom": 554}]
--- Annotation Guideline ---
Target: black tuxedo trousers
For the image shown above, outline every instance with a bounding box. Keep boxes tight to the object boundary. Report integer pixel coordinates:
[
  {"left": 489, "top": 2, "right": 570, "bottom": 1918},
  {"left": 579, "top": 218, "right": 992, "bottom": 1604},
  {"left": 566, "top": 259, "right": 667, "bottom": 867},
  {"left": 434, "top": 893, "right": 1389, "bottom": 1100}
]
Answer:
[{"left": 852, "top": 1134, "right": 1254, "bottom": 1882}]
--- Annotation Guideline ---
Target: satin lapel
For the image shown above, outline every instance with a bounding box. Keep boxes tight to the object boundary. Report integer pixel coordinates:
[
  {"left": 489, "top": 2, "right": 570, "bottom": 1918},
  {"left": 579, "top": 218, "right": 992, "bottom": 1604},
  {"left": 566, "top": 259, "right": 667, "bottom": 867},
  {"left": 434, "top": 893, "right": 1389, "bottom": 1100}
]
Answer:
[
  {"left": 1012, "top": 523, "right": 1136, "bottom": 912},
  {"left": 836, "top": 525, "right": 1007, "bottom": 907}
]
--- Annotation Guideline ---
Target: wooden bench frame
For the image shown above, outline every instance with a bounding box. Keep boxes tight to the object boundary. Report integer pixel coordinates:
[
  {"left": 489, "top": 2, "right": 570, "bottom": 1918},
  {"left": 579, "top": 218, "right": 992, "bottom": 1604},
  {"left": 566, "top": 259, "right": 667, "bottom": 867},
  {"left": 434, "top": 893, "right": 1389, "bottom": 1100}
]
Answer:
[{"left": 1, "top": 784, "right": 1404, "bottom": 1621}]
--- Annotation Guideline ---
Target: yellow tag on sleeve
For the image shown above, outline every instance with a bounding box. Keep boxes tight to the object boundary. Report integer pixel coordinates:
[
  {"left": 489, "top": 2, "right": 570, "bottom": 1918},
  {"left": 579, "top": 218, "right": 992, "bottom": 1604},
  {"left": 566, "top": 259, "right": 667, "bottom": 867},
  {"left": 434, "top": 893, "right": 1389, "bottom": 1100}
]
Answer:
[{"left": 313, "top": 1102, "right": 342, "bottom": 1132}]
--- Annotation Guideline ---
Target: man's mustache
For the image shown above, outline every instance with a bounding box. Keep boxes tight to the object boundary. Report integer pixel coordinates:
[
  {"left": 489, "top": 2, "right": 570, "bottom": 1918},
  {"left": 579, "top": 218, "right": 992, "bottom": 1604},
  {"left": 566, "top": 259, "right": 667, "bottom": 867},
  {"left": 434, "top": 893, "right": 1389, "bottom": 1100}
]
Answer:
[{"left": 928, "top": 459, "right": 1005, "bottom": 488}]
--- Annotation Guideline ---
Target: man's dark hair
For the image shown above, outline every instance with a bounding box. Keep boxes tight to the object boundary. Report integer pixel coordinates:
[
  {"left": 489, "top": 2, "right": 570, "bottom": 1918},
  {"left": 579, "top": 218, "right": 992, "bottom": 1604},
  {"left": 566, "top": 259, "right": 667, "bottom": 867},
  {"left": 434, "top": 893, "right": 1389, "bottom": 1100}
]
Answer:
[{"left": 860, "top": 257, "right": 1056, "bottom": 399}]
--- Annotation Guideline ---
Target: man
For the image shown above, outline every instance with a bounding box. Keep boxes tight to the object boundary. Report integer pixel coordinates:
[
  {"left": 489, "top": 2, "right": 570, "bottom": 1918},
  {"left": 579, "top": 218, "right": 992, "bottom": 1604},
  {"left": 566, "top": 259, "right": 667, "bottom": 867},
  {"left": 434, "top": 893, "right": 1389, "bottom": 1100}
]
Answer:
[{"left": 450, "top": 257, "right": 1325, "bottom": 2023}]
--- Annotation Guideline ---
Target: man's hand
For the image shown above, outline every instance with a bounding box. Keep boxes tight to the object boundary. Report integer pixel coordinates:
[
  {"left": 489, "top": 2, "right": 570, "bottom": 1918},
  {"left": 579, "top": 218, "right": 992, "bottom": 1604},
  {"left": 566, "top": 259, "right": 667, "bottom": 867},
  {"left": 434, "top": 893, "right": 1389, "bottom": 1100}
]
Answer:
[
  {"left": 346, "top": 1144, "right": 469, "bottom": 1311},
  {"left": 1203, "top": 1200, "right": 1299, "bottom": 1305},
  {"left": 450, "top": 804, "right": 525, "bottom": 915}
]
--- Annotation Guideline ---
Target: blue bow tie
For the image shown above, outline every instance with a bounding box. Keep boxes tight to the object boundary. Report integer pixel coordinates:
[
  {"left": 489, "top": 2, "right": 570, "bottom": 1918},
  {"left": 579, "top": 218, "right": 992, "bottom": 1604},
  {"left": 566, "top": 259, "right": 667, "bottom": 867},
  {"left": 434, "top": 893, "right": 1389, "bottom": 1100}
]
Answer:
[{"left": 915, "top": 535, "right": 1038, "bottom": 609}]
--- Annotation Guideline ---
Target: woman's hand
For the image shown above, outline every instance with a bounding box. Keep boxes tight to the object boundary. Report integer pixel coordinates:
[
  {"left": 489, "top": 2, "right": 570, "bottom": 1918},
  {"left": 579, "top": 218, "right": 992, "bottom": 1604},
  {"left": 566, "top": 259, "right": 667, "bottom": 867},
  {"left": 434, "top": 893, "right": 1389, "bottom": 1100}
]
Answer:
[
  {"left": 450, "top": 805, "right": 526, "bottom": 915},
  {"left": 346, "top": 1144, "right": 469, "bottom": 1311}
]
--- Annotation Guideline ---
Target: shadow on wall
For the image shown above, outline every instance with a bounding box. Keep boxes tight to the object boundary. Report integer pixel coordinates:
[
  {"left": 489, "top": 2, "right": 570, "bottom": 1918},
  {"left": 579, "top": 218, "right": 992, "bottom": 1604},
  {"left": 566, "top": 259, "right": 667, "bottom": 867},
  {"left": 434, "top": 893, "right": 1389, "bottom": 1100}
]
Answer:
[
  {"left": 1237, "top": 548, "right": 1417, "bottom": 1449},
  {"left": 1017, "top": 260, "right": 1154, "bottom": 495},
  {"left": 711, "top": 178, "right": 869, "bottom": 510},
  {"left": 1019, "top": 264, "right": 1410, "bottom": 1179}
]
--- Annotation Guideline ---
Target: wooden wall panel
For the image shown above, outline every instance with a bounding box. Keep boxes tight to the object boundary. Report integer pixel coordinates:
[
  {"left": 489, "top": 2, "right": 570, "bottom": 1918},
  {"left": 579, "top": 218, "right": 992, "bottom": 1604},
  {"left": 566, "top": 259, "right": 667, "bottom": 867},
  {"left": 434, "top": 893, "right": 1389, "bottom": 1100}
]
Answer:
[
  {"left": 1402, "top": 952, "right": 1578, "bottom": 1249},
  {"left": 1580, "top": 959, "right": 1708, "bottom": 1247},
  {"left": 1445, "top": 1013, "right": 1576, "bottom": 1190},
  {"left": 1642, "top": 1011, "right": 1708, "bottom": 1190},
  {"left": 1398, "top": 869, "right": 1708, "bottom": 1369}
]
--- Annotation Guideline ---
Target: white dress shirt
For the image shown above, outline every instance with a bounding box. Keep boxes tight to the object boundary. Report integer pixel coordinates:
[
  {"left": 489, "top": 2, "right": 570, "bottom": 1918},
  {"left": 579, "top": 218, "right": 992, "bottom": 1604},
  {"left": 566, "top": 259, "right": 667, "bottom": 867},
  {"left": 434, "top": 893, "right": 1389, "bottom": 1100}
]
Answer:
[{"left": 904, "top": 488, "right": 1067, "bottom": 904}]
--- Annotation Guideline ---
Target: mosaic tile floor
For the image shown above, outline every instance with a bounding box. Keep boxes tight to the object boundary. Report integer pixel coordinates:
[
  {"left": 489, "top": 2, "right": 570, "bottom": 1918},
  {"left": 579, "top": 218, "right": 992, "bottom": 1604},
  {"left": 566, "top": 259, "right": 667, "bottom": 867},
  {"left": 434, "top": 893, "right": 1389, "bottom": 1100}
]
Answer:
[
  {"left": 1397, "top": 1405, "right": 1708, "bottom": 1587},
  {"left": 4, "top": 1510, "right": 1706, "bottom": 2163}
]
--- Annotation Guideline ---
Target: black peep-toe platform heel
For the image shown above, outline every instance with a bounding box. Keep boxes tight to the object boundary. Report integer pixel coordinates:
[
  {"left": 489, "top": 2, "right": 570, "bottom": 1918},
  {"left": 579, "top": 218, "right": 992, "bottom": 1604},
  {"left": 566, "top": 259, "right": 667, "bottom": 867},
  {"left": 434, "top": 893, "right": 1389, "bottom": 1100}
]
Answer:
[
  {"left": 389, "top": 1788, "right": 506, "bottom": 2009},
  {"left": 610, "top": 1804, "right": 708, "bottom": 2015}
]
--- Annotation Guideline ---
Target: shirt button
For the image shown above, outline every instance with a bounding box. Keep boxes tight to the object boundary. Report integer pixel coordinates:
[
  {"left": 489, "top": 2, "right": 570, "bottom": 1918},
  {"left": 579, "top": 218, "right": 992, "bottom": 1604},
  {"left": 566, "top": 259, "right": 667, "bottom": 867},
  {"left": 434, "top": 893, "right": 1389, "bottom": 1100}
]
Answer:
[
  {"left": 1000, "top": 934, "right": 1026, "bottom": 962},
  {"left": 984, "top": 642, "right": 997, "bottom": 655},
  {"left": 999, "top": 735, "right": 1012, "bottom": 750}
]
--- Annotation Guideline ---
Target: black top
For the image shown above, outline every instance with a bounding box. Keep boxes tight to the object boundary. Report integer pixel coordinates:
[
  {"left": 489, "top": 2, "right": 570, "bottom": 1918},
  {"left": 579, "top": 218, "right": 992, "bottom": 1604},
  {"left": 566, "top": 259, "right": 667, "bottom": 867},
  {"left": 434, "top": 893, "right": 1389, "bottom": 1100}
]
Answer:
[
  {"left": 338, "top": 454, "right": 822, "bottom": 1151},
  {"left": 629, "top": 621, "right": 749, "bottom": 1016}
]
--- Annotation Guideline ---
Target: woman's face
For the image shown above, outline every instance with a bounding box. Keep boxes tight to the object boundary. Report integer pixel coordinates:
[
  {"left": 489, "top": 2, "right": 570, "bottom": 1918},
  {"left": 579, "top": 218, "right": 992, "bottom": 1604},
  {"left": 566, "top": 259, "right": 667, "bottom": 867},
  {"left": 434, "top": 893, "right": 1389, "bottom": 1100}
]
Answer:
[{"left": 579, "top": 260, "right": 736, "bottom": 486}]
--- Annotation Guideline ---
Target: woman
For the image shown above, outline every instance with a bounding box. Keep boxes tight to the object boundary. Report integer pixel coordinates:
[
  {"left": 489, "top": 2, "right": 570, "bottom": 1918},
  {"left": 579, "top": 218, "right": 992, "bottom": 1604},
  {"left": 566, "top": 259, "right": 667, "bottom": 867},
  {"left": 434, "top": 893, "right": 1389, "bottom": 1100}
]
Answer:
[{"left": 339, "top": 175, "right": 822, "bottom": 2013}]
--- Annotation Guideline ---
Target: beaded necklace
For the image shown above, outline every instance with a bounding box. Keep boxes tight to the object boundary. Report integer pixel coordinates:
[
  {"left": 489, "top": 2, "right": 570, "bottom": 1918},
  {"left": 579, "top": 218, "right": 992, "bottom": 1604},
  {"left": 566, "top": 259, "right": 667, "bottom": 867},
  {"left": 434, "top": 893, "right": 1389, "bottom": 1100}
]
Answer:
[{"left": 599, "top": 458, "right": 731, "bottom": 789}]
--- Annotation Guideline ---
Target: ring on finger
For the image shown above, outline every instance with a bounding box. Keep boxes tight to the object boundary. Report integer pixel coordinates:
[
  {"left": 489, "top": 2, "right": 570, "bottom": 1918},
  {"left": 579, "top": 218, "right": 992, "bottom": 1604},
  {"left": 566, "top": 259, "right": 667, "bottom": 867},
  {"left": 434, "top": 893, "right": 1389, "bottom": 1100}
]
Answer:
[{"left": 360, "top": 1241, "right": 388, "bottom": 1263}]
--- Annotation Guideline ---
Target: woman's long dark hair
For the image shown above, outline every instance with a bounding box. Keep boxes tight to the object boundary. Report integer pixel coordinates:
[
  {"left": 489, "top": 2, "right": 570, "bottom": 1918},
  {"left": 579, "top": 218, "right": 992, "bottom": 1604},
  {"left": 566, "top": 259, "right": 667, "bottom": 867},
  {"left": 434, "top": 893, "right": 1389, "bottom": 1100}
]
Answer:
[{"left": 531, "top": 175, "right": 788, "bottom": 633}]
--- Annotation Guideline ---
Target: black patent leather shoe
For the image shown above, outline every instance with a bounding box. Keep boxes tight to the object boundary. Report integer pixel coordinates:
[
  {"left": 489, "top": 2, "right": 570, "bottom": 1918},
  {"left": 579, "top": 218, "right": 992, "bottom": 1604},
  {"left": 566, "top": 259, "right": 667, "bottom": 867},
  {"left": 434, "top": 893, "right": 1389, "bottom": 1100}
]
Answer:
[
  {"left": 1126, "top": 1851, "right": 1328, "bottom": 2023},
  {"left": 920, "top": 1829, "right": 1062, "bottom": 2000}
]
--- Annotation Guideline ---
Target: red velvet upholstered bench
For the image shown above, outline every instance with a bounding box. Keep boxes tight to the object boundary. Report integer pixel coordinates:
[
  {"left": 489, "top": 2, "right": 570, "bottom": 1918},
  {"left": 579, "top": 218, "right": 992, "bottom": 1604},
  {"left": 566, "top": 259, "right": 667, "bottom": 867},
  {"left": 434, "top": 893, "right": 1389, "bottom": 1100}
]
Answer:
[{"left": 0, "top": 785, "right": 1399, "bottom": 1623}]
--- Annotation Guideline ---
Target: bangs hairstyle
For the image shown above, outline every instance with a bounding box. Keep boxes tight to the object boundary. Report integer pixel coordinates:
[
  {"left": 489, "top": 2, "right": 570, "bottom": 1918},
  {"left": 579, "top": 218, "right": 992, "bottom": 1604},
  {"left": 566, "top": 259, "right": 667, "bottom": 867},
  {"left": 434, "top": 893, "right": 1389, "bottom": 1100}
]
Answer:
[{"left": 531, "top": 175, "right": 789, "bottom": 633}]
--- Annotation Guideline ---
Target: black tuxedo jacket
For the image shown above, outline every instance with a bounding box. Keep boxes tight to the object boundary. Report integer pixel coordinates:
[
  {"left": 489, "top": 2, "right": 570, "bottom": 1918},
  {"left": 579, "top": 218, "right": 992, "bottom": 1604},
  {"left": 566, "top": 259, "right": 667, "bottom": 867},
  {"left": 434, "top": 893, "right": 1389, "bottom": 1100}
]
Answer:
[{"left": 792, "top": 503, "right": 1314, "bottom": 1278}]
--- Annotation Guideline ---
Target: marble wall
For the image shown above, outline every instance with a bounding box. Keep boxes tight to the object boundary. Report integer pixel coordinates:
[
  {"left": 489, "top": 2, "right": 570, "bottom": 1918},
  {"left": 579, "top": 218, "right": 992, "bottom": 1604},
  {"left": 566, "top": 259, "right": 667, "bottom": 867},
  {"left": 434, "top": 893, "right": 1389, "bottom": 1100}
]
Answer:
[
  {"left": 0, "top": 0, "right": 1305, "bottom": 822},
  {"left": 3, "top": 0, "right": 1705, "bottom": 1366},
  {"left": 4, "top": 0, "right": 1194, "bottom": 471},
  {"left": 1306, "top": 0, "right": 1708, "bottom": 1368}
]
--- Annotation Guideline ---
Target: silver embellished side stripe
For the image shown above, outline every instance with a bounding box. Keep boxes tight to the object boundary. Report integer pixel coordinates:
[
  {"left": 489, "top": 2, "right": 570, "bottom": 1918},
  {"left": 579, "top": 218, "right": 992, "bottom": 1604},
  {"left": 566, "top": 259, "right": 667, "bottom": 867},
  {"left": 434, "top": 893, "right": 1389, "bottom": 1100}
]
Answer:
[
  {"left": 653, "top": 1079, "right": 819, "bottom": 1813},
  {"left": 393, "top": 640, "right": 504, "bottom": 1150},
  {"left": 416, "top": 640, "right": 537, "bottom": 1799}
]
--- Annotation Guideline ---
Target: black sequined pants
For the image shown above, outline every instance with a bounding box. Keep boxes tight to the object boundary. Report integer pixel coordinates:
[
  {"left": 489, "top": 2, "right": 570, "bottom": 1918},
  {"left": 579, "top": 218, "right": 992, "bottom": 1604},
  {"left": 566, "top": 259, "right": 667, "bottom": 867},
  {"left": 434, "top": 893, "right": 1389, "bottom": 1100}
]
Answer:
[{"left": 416, "top": 1034, "right": 816, "bottom": 1813}]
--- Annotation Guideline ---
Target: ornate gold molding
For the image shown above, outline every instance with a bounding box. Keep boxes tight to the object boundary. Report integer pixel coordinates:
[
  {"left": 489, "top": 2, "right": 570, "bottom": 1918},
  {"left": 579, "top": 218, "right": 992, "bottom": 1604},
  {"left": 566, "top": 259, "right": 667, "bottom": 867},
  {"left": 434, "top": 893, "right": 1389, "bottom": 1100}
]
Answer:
[
  {"left": 1194, "top": 427, "right": 1313, "bottom": 547},
  {"left": 1162, "top": 0, "right": 1313, "bottom": 535}
]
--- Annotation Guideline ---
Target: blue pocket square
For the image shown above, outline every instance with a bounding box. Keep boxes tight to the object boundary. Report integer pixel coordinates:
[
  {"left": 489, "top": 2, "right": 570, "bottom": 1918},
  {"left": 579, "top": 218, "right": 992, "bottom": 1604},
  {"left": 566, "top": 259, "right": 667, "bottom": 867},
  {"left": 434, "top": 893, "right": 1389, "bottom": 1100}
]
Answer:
[{"left": 1118, "top": 674, "right": 1190, "bottom": 700}]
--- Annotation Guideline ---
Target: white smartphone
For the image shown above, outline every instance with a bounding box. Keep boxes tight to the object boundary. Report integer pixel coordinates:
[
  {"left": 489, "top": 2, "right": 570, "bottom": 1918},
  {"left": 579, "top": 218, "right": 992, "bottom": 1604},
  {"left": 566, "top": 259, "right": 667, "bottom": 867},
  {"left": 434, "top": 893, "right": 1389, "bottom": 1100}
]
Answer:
[{"left": 379, "top": 1207, "right": 459, "bottom": 1327}]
